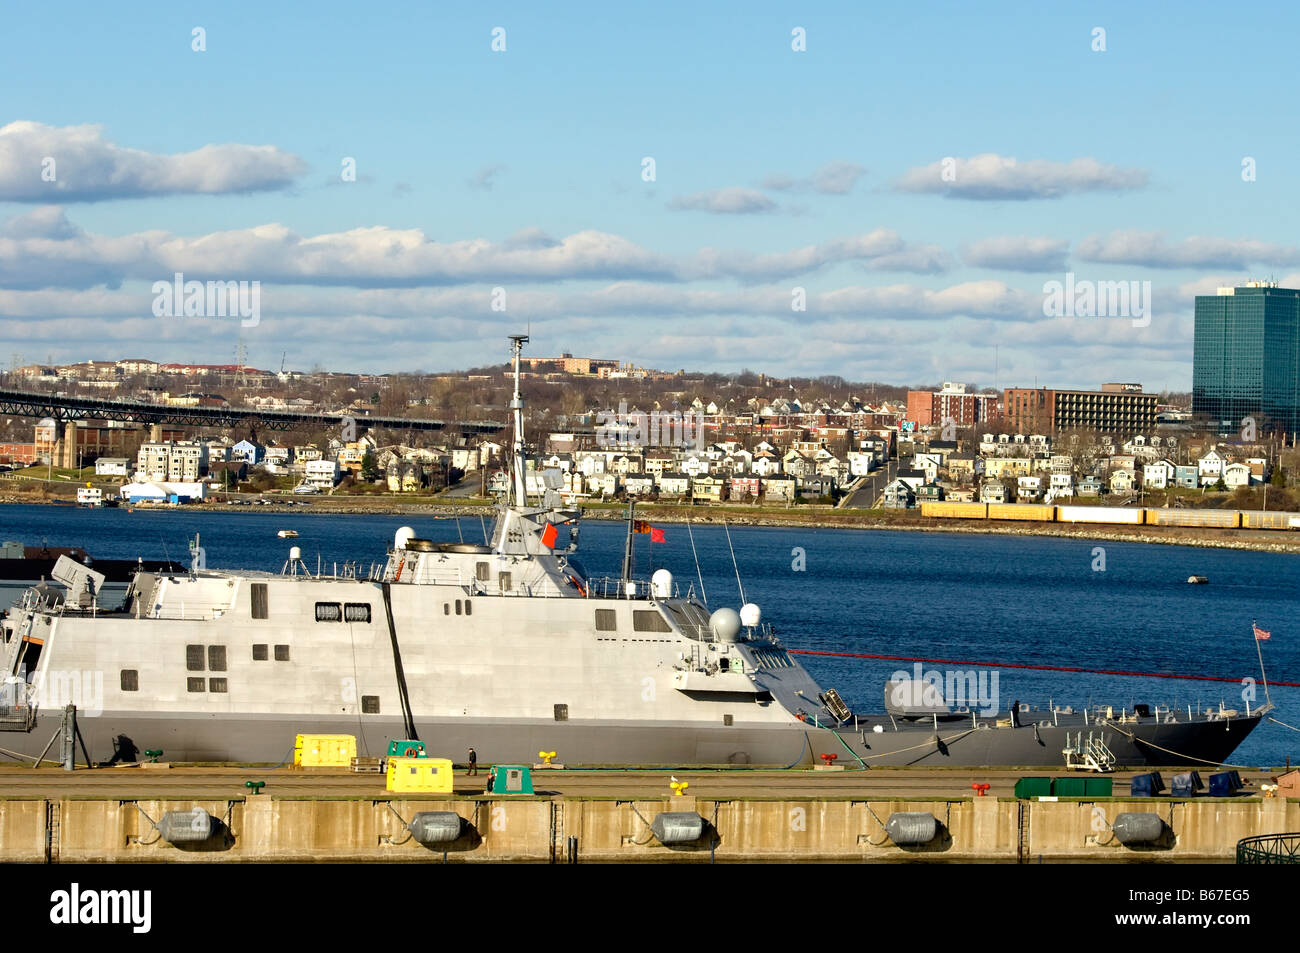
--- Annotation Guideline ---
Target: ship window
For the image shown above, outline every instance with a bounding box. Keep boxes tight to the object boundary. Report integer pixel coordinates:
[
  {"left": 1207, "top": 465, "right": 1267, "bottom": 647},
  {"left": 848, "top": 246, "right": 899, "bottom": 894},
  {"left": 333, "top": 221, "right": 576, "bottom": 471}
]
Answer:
[
  {"left": 209, "top": 678, "right": 228, "bottom": 693},
  {"left": 723, "top": 714, "right": 733, "bottom": 726},
  {"left": 361, "top": 695, "right": 380, "bottom": 714},
  {"left": 344, "top": 603, "right": 372, "bottom": 623},
  {"left": 315, "top": 602, "right": 342, "bottom": 622},
  {"left": 455, "top": 600, "right": 462, "bottom": 615},
  {"left": 186, "top": 645, "right": 205, "bottom": 671},
  {"left": 465, "top": 600, "right": 472, "bottom": 616},
  {"left": 252, "top": 644, "right": 268, "bottom": 661},
  {"left": 476, "top": 561, "right": 490, "bottom": 581},
  {"left": 554, "top": 703, "right": 569, "bottom": 721},
  {"left": 208, "top": 645, "right": 227, "bottom": 672},
  {"left": 120, "top": 670, "right": 138, "bottom": 692},
  {"left": 499, "top": 572, "right": 512, "bottom": 591},
  {"left": 250, "top": 583, "right": 268, "bottom": 619},
  {"left": 274, "top": 644, "right": 290, "bottom": 661},
  {"left": 186, "top": 677, "right": 205, "bottom": 693},
  {"left": 594, "top": 609, "right": 617, "bottom": 632},
  {"left": 633, "top": 610, "right": 672, "bottom": 633}
]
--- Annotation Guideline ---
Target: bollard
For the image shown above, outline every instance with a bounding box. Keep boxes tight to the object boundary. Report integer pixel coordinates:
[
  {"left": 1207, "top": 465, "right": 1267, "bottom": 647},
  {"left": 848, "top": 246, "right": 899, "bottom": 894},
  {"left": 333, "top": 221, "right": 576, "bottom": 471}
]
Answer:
[{"left": 245, "top": 780, "right": 266, "bottom": 795}]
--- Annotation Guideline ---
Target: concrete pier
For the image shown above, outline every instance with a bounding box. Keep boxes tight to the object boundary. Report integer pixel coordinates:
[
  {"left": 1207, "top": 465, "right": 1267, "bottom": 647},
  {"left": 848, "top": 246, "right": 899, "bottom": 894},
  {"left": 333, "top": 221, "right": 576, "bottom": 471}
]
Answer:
[{"left": 0, "top": 766, "right": 1293, "bottom": 863}]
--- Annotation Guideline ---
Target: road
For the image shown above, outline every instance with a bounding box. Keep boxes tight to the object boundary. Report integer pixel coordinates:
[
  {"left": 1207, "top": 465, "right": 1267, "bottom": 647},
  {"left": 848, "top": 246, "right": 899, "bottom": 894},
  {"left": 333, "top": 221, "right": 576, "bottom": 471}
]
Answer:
[{"left": 841, "top": 458, "right": 898, "bottom": 508}]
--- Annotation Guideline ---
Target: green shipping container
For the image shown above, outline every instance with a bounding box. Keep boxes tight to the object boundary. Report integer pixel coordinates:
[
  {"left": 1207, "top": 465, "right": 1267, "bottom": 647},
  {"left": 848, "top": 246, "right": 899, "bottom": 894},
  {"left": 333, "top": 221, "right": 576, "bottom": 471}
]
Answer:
[{"left": 1014, "top": 777, "right": 1053, "bottom": 798}]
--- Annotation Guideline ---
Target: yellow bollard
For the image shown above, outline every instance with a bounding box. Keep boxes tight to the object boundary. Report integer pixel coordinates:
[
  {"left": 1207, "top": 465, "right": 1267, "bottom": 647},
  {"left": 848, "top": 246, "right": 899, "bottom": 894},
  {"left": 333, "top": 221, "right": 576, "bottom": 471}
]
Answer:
[
  {"left": 538, "top": 750, "right": 557, "bottom": 765},
  {"left": 670, "top": 779, "right": 689, "bottom": 797}
]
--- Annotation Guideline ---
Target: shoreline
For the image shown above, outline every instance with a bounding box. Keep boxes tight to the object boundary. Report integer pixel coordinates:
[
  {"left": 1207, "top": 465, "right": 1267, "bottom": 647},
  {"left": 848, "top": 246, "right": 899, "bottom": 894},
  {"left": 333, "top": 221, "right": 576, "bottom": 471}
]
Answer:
[{"left": 5, "top": 495, "right": 1300, "bottom": 554}]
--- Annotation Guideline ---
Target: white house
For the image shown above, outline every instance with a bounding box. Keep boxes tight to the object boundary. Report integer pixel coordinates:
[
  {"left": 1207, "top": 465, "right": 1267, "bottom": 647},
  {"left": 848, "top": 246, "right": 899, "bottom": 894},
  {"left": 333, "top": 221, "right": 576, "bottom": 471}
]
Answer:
[
  {"left": 1198, "top": 449, "right": 1227, "bottom": 485},
  {"left": 304, "top": 458, "right": 340, "bottom": 489},
  {"left": 94, "top": 457, "right": 129, "bottom": 477},
  {"left": 1142, "top": 460, "right": 1175, "bottom": 490},
  {"left": 1222, "top": 462, "right": 1252, "bottom": 488}
]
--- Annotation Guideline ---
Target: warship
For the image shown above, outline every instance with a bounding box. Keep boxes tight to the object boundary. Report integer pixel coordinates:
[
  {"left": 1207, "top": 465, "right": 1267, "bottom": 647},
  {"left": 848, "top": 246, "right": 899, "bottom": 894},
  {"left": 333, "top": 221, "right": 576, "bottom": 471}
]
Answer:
[{"left": 0, "top": 337, "right": 1269, "bottom": 767}]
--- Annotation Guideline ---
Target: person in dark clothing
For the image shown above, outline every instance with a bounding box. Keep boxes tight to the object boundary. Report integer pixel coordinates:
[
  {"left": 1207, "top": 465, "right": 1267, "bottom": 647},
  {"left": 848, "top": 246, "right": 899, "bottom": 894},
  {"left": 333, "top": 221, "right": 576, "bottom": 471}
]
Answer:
[
  {"left": 467, "top": 747, "right": 477, "bottom": 776},
  {"left": 1011, "top": 700, "right": 1021, "bottom": 728}
]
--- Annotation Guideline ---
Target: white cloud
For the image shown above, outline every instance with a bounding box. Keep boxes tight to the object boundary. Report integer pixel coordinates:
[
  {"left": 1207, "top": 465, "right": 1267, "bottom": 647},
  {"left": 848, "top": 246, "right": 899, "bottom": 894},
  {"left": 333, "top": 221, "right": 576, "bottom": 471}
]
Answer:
[
  {"left": 896, "top": 154, "right": 1147, "bottom": 200},
  {"left": 668, "top": 187, "right": 776, "bottom": 214},
  {"left": 1076, "top": 230, "right": 1300, "bottom": 269},
  {"left": 0, "top": 213, "right": 953, "bottom": 288},
  {"left": 963, "top": 236, "right": 1071, "bottom": 272},
  {"left": 0, "top": 121, "right": 306, "bottom": 202}
]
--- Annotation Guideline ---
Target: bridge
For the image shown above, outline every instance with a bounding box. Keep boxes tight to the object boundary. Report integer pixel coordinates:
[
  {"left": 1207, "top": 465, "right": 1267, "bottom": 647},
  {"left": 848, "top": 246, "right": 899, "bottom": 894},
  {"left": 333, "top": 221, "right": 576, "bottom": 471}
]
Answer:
[{"left": 0, "top": 388, "right": 505, "bottom": 468}]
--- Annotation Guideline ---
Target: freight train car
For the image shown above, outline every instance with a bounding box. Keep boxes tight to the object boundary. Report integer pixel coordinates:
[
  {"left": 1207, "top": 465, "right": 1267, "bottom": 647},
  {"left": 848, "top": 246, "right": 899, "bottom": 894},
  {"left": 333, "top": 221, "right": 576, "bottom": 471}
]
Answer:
[
  {"left": 1142, "top": 508, "right": 1240, "bottom": 528},
  {"left": 919, "top": 502, "right": 989, "bottom": 519},
  {"left": 1055, "top": 504, "right": 1144, "bottom": 524},
  {"left": 1239, "top": 510, "right": 1300, "bottom": 530},
  {"left": 986, "top": 503, "right": 1055, "bottom": 521}
]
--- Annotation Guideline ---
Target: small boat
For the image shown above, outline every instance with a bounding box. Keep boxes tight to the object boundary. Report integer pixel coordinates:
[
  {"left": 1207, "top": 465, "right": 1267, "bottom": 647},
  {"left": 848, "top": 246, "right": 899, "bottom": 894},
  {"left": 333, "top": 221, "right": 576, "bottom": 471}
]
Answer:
[
  {"left": 1187, "top": 575, "right": 1209, "bottom": 585},
  {"left": 277, "top": 530, "right": 299, "bottom": 538}
]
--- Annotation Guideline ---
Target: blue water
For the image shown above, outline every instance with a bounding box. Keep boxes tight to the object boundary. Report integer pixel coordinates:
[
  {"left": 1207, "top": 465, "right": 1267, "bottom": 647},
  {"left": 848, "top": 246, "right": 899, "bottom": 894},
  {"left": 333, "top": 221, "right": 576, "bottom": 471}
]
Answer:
[{"left": 2, "top": 505, "right": 1297, "bottom": 766}]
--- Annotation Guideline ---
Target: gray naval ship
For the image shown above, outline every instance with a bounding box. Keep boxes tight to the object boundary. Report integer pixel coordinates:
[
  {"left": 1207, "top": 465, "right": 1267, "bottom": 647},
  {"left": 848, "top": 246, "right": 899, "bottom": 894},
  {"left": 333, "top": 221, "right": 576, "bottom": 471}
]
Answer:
[{"left": 0, "top": 337, "right": 1268, "bottom": 768}]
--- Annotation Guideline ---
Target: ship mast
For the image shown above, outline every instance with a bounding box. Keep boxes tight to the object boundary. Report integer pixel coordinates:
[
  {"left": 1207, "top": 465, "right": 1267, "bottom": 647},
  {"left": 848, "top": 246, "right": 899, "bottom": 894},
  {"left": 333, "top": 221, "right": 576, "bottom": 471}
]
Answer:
[{"left": 508, "top": 334, "right": 529, "bottom": 507}]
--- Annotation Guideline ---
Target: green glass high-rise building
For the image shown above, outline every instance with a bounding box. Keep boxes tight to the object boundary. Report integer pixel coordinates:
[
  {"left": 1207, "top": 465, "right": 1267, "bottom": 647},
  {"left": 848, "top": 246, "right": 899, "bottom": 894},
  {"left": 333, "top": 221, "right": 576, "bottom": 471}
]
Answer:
[{"left": 1193, "top": 282, "right": 1300, "bottom": 435}]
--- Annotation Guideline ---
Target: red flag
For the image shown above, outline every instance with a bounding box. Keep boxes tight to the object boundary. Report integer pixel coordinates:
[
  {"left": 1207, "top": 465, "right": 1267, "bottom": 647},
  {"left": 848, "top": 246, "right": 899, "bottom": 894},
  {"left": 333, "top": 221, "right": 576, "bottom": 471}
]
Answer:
[
  {"left": 650, "top": 527, "right": 666, "bottom": 543},
  {"left": 1253, "top": 622, "right": 1271, "bottom": 641},
  {"left": 540, "top": 523, "right": 558, "bottom": 548}
]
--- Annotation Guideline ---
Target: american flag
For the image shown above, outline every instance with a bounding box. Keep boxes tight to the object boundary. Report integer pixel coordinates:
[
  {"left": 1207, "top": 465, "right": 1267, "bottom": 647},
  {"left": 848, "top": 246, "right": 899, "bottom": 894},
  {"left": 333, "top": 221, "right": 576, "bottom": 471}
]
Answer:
[{"left": 1253, "top": 622, "right": 1271, "bottom": 641}]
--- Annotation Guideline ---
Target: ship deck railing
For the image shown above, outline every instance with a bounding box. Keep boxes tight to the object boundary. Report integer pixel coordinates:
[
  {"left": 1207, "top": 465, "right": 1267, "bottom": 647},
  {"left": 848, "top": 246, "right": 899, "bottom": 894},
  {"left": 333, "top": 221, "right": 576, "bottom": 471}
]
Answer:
[{"left": 1236, "top": 833, "right": 1300, "bottom": 865}]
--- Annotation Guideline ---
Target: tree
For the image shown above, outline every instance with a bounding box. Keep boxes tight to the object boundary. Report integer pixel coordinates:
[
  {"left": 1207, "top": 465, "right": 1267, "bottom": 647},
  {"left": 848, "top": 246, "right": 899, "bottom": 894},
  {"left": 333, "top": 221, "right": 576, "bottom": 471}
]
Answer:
[
  {"left": 361, "top": 450, "right": 378, "bottom": 482},
  {"left": 1213, "top": 477, "right": 1226, "bottom": 492},
  {"left": 1271, "top": 466, "right": 1286, "bottom": 487}
]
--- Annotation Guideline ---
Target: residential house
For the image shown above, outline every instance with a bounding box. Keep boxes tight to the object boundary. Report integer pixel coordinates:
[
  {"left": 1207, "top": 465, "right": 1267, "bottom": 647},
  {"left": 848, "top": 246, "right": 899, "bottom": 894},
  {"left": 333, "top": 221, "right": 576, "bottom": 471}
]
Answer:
[
  {"left": 586, "top": 472, "right": 620, "bottom": 498},
  {"left": 623, "top": 473, "right": 655, "bottom": 497},
  {"left": 915, "top": 482, "right": 944, "bottom": 503},
  {"left": 1078, "top": 476, "right": 1104, "bottom": 497},
  {"left": 1109, "top": 469, "right": 1135, "bottom": 494},
  {"left": 1222, "top": 463, "right": 1252, "bottom": 488},
  {"left": 230, "top": 439, "right": 264, "bottom": 464},
  {"left": 763, "top": 477, "right": 797, "bottom": 502},
  {"left": 304, "top": 459, "right": 340, "bottom": 489},
  {"left": 691, "top": 476, "right": 725, "bottom": 503},
  {"left": 729, "top": 476, "right": 761, "bottom": 500},
  {"left": 979, "top": 481, "right": 1007, "bottom": 503},
  {"left": 656, "top": 472, "right": 690, "bottom": 498},
  {"left": 1143, "top": 460, "right": 1175, "bottom": 490},
  {"left": 94, "top": 457, "right": 129, "bottom": 477},
  {"left": 1175, "top": 465, "right": 1199, "bottom": 489},
  {"left": 1016, "top": 475, "right": 1043, "bottom": 501},
  {"left": 387, "top": 462, "right": 425, "bottom": 493},
  {"left": 1198, "top": 449, "right": 1227, "bottom": 486},
  {"left": 882, "top": 478, "right": 916, "bottom": 508}
]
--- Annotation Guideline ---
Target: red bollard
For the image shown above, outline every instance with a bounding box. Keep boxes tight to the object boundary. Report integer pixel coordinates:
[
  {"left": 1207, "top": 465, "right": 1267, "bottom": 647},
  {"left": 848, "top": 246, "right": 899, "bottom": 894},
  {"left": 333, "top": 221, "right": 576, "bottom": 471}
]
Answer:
[{"left": 972, "top": 783, "right": 990, "bottom": 797}]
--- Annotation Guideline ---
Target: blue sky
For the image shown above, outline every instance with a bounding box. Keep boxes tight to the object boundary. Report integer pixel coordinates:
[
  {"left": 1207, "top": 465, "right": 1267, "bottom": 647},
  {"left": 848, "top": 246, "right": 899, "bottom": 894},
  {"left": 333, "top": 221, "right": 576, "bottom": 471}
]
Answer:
[{"left": 1, "top": 1, "right": 1298, "bottom": 391}]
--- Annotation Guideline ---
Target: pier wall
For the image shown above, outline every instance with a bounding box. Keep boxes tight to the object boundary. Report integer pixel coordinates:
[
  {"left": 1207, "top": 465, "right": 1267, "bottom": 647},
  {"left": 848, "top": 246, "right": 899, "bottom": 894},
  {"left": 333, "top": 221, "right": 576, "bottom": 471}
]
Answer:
[{"left": 0, "top": 795, "right": 1294, "bottom": 862}]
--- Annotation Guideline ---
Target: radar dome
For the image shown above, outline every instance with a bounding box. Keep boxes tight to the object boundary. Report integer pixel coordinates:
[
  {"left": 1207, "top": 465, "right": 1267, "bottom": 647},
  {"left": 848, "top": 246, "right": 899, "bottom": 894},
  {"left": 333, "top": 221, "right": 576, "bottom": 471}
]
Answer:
[
  {"left": 739, "top": 603, "right": 762, "bottom": 628},
  {"left": 289, "top": 546, "right": 302, "bottom": 561},
  {"left": 709, "top": 608, "right": 742, "bottom": 642},
  {"left": 651, "top": 569, "right": 673, "bottom": 598},
  {"left": 394, "top": 526, "right": 416, "bottom": 550}
]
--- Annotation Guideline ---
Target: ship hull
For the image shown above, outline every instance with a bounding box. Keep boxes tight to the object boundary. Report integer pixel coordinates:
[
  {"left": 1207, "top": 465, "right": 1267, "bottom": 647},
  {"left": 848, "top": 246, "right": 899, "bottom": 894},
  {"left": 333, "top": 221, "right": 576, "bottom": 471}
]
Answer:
[{"left": 1, "top": 709, "right": 1263, "bottom": 769}]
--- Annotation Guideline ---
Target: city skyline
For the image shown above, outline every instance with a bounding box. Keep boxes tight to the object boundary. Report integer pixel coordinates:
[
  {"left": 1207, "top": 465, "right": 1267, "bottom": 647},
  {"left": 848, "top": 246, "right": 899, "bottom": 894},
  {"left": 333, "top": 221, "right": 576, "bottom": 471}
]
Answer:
[{"left": 3, "top": 2, "right": 1300, "bottom": 390}]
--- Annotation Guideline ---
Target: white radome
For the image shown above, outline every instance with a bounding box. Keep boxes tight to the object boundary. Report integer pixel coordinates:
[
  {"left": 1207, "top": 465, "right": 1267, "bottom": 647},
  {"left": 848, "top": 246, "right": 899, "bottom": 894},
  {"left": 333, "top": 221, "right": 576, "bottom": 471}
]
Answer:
[
  {"left": 289, "top": 546, "right": 302, "bottom": 561},
  {"left": 394, "top": 526, "right": 416, "bottom": 550},
  {"left": 739, "top": 603, "right": 761, "bottom": 628},
  {"left": 709, "top": 607, "right": 742, "bottom": 642},
  {"left": 651, "top": 569, "right": 674, "bottom": 598}
]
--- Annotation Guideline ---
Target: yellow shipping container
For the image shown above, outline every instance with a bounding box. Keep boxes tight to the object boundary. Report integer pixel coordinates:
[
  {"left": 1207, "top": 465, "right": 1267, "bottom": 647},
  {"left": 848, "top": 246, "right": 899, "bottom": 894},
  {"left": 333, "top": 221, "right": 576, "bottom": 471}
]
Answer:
[
  {"left": 920, "top": 502, "right": 988, "bottom": 519},
  {"left": 294, "top": 733, "right": 357, "bottom": 767},
  {"left": 1144, "top": 509, "right": 1239, "bottom": 528},
  {"left": 386, "top": 756, "right": 455, "bottom": 793},
  {"left": 986, "top": 503, "right": 1055, "bottom": 522},
  {"left": 1239, "top": 510, "right": 1300, "bottom": 530}
]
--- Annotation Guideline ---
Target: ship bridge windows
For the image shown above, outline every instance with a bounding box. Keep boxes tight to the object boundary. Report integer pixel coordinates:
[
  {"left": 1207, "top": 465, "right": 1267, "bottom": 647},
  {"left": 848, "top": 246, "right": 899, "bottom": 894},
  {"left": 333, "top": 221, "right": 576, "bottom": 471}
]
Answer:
[
  {"left": 120, "top": 670, "right": 138, "bottom": 692},
  {"left": 344, "top": 603, "right": 372, "bottom": 624},
  {"left": 476, "top": 561, "right": 490, "bottom": 582},
  {"left": 250, "top": 583, "right": 268, "bottom": 619},
  {"left": 633, "top": 609, "right": 672, "bottom": 633},
  {"left": 595, "top": 608, "right": 617, "bottom": 632},
  {"left": 208, "top": 646, "right": 227, "bottom": 672},
  {"left": 361, "top": 695, "right": 380, "bottom": 714},
  {"left": 274, "top": 644, "right": 291, "bottom": 661},
  {"left": 186, "top": 645, "right": 205, "bottom": 671},
  {"left": 253, "top": 644, "right": 268, "bottom": 661}
]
